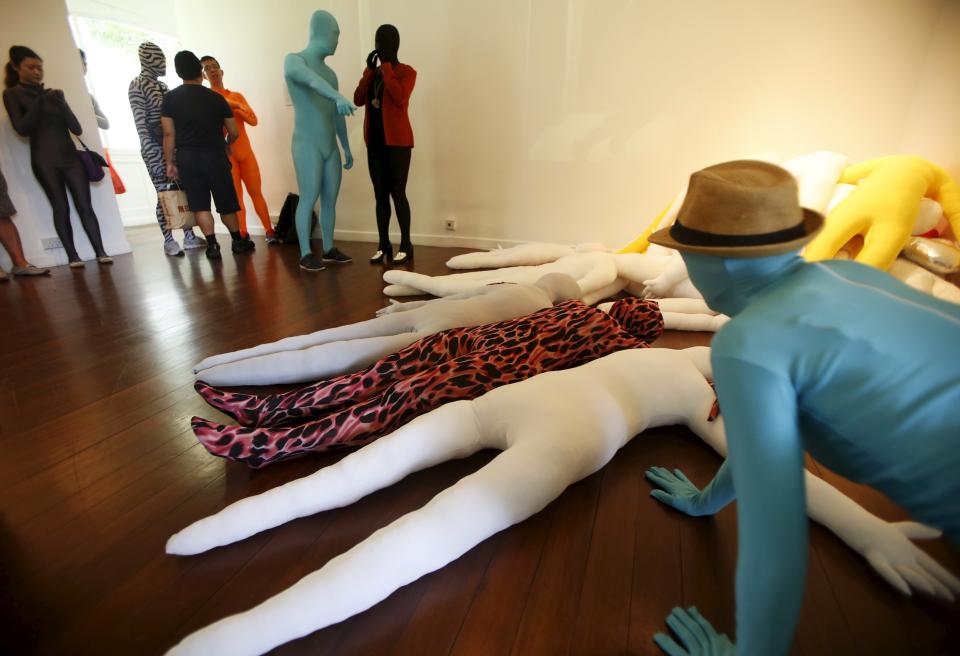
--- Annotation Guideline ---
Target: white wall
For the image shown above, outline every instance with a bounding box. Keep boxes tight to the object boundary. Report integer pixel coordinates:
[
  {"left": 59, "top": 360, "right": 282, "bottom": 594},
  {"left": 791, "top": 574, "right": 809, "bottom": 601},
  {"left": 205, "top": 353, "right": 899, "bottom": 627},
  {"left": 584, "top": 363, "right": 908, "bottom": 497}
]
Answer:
[
  {"left": 173, "top": 0, "right": 954, "bottom": 250},
  {"left": 900, "top": 0, "right": 960, "bottom": 181},
  {"left": 0, "top": 0, "right": 130, "bottom": 269}
]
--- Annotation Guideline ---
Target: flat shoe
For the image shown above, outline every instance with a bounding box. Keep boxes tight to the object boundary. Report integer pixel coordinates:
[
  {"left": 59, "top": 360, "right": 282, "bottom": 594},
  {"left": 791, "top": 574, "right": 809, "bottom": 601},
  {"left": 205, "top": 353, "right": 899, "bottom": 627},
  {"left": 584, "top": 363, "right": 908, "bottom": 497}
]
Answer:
[
  {"left": 12, "top": 264, "right": 51, "bottom": 276},
  {"left": 97, "top": 256, "right": 113, "bottom": 265},
  {"left": 69, "top": 260, "right": 85, "bottom": 268}
]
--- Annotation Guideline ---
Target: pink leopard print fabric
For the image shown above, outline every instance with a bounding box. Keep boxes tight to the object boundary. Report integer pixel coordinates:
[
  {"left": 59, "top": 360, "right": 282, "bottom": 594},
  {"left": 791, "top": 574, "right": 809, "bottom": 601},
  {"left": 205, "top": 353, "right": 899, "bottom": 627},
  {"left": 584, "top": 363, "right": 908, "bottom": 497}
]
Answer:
[{"left": 192, "top": 298, "right": 664, "bottom": 468}]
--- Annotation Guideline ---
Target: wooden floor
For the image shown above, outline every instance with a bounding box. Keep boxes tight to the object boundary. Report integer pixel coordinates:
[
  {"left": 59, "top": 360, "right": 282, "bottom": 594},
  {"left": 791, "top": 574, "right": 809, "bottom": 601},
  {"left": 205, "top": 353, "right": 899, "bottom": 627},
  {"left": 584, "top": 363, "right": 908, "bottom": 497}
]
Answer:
[{"left": 1, "top": 227, "right": 958, "bottom": 655}]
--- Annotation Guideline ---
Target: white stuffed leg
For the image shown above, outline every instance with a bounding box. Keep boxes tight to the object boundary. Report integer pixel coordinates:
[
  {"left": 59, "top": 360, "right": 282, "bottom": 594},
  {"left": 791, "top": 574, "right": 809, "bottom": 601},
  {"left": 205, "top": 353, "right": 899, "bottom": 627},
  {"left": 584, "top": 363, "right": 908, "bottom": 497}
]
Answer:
[
  {"left": 446, "top": 243, "right": 576, "bottom": 269},
  {"left": 196, "top": 333, "right": 419, "bottom": 386},
  {"left": 167, "top": 439, "right": 580, "bottom": 656},
  {"left": 383, "top": 252, "right": 617, "bottom": 299},
  {"left": 194, "top": 312, "right": 421, "bottom": 375},
  {"left": 167, "top": 401, "right": 486, "bottom": 556}
]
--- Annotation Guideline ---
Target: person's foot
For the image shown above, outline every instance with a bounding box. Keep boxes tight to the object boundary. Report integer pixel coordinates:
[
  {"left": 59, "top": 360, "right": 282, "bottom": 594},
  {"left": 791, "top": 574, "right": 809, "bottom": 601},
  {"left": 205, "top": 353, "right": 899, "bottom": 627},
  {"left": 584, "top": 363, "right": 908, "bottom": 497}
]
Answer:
[
  {"left": 369, "top": 248, "right": 392, "bottom": 264},
  {"left": 12, "top": 264, "right": 51, "bottom": 276},
  {"left": 0, "top": 268, "right": 8, "bottom": 282},
  {"left": 97, "top": 256, "right": 113, "bottom": 265},
  {"left": 69, "top": 260, "right": 85, "bottom": 268},
  {"left": 391, "top": 248, "right": 413, "bottom": 265},
  {"left": 164, "top": 240, "right": 185, "bottom": 257},
  {"left": 299, "top": 253, "right": 326, "bottom": 272},
  {"left": 322, "top": 247, "right": 353, "bottom": 264},
  {"left": 182, "top": 232, "right": 206, "bottom": 250},
  {"left": 206, "top": 242, "right": 222, "bottom": 260},
  {"left": 231, "top": 238, "right": 256, "bottom": 254},
  {"left": 265, "top": 232, "right": 280, "bottom": 245}
]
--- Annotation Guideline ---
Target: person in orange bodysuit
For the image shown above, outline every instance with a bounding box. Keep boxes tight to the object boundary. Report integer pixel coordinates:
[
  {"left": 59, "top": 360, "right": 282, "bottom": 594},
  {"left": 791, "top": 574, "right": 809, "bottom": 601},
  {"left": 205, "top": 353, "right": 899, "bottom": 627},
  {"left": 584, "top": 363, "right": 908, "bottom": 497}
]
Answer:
[{"left": 201, "top": 56, "right": 277, "bottom": 243}]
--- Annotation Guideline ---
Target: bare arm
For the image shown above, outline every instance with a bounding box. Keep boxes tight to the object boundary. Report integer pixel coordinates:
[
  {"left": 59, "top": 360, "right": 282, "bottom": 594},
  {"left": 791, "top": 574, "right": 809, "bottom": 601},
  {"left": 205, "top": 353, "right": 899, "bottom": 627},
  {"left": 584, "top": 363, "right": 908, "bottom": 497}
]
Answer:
[
  {"left": 223, "top": 117, "right": 239, "bottom": 145},
  {"left": 161, "top": 116, "right": 176, "bottom": 179}
]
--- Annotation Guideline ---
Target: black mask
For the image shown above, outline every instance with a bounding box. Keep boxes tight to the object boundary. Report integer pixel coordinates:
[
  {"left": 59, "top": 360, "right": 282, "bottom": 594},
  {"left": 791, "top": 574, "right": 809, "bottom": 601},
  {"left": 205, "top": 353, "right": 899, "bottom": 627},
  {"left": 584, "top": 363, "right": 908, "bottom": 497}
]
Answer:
[{"left": 375, "top": 24, "right": 400, "bottom": 65}]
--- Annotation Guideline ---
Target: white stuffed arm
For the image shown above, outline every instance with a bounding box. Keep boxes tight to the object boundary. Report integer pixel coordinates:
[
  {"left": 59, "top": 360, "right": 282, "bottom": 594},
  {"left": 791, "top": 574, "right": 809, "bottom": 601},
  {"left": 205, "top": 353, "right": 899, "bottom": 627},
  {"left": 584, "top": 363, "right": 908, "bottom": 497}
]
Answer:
[
  {"left": 195, "top": 333, "right": 418, "bottom": 386},
  {"left": 167, "top": 400, "right": 486, "bottom": 556},
  {"left": 445, "top": 243, "right": 576, "bottom": 269},
  {"left": 194, "top": 312, "right": 420, "bottom": 375},
  {"left": 686, "top": 417, "right": 960, "bottom": 600},
  {"left": 167, "top": 437, "right": 581, "bottom": 656},
  {"left": 375, "top": 287, "right": 497, "bottom": 317},
  {"left": 641, "top": 250, "right": 690, "bottom": 299}
]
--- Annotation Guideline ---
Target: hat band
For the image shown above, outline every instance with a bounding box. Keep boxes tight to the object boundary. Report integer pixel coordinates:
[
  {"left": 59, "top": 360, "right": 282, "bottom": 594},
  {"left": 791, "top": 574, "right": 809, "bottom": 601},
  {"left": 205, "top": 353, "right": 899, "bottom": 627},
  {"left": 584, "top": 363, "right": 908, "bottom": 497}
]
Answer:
[{"left": 669, "top": 219, "right": 807, "bottom": 248}]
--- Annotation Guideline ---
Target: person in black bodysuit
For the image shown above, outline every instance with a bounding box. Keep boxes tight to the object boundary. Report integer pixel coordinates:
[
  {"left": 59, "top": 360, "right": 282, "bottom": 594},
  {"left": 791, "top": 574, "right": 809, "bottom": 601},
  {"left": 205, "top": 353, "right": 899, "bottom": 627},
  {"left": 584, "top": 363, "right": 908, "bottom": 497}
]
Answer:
[
  {"left": 3, "top": 46, "right": 111, "bottom": 268},
  {"left": 353, "top": 25, "right": 417, "bottom": 265}
]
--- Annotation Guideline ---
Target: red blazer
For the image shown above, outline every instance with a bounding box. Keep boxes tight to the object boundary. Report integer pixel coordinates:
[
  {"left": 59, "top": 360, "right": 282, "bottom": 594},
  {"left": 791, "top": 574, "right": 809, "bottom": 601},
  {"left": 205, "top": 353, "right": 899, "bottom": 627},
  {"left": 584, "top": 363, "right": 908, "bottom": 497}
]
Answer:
[{"left": 353, "top": 62, "right": 416, "bottom": 147}]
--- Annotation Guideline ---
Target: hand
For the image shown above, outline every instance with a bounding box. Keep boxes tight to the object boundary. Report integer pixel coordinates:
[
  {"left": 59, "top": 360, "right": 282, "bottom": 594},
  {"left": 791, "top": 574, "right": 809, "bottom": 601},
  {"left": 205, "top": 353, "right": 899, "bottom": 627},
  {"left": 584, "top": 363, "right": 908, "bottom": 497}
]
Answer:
[
  {"left": 343, "top": 151, "right": 354, "bottom": 170},
  {"left": 654, "top": 607, "right": 735, "bottom": 656},
  {"left": 366, "top": 50, "right": 380, "bottom": 70},
  {"left": 803, "top": 155, "right": 960, "bottom": 269},
  {"left": 645, "top": 467, "right": 711, "bottom": 516},
  {"left": 166, "top": 163, "right": 179, "bottom": 180},
  {"left": 848, "top": 520, "right": 960, "bottom": 601},
  {"left": 641, "top": 273, "right": 677, "bottom": 299},
  {"left": 334, "top": 94, "right": 356, "bottom": 116}
]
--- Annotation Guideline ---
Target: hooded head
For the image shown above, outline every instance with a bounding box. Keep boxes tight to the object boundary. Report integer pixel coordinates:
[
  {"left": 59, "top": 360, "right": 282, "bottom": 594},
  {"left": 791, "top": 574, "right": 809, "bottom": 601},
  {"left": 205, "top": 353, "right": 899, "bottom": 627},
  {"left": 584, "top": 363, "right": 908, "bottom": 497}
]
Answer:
[
  {"left": 308, "top": 10, "right": 340, "bottom": 56},
  {"left": 375, "top": 24, "right": 400, "bottom": 64},
  {"left": 138, "top": 42, "right": 166, "bottom": 78},
  {"left": 682, "top": 251, "right": 803, "bottom": 316}
]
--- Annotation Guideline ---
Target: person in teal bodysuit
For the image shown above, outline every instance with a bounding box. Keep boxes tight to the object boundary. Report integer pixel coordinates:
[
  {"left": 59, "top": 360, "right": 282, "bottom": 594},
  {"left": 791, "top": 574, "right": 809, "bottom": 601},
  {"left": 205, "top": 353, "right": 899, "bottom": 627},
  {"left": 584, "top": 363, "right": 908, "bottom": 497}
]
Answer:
[
  {"left": 284, "top": 10, "right": 355, "bottom": 272},
  {"left": 643, "top": 160, "right": 960, "bottom": 655}
]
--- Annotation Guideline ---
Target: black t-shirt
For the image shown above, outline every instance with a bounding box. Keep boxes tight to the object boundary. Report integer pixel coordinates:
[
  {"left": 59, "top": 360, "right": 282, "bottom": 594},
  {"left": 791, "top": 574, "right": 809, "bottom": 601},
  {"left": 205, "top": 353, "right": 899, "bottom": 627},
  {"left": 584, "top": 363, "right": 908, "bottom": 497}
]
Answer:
[{"left": 161, "top": 83, "right": 232, "bottom": 150}]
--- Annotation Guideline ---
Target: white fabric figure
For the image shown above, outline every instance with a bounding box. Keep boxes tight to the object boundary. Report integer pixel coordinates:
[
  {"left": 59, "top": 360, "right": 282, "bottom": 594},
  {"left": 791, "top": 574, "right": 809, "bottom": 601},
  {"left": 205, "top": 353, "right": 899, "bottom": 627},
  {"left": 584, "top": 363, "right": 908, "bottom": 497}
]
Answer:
[
  {"left": 406, "top": 152, "right": 960, "bottom": 305},
  {"left": 166, "top": 347, "right": 956, "bottom": 656},
  {"left": 193, "top": 274, "right": 724, "bottom": 387}
]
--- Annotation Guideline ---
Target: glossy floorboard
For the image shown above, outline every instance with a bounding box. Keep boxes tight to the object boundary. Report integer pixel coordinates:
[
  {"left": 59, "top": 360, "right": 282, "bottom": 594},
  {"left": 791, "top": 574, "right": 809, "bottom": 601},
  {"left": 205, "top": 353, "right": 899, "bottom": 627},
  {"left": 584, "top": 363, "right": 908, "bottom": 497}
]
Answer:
[{"left": 1, "top": 228, "right": 958, "bottom": 655}]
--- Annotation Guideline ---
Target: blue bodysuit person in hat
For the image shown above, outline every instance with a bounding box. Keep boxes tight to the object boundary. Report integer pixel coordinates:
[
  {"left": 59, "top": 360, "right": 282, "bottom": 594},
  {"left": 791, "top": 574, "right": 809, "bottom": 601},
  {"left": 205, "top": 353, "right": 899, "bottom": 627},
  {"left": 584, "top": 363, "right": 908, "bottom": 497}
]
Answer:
[{"left": 644, "top": 160, "right": 960, "bottom": 655}]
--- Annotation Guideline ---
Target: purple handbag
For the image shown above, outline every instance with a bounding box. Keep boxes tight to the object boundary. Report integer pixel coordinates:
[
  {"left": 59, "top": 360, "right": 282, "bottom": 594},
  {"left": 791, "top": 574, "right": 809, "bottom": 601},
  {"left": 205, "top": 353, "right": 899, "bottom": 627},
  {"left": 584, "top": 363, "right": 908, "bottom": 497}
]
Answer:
[{"left": 75, "top": 136, "right": 108, "bottom": 182}]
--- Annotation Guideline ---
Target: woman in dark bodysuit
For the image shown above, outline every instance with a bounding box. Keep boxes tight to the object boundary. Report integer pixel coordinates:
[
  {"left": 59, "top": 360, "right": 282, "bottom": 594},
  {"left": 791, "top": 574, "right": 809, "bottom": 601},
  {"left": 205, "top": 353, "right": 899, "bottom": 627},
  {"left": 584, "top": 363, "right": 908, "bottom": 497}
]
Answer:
[
  {"left": 3, "top": 46, "right": 111, "bottom": 267},
  {"left": 354, "top": 25, "right": 416, "bottom": 265}
]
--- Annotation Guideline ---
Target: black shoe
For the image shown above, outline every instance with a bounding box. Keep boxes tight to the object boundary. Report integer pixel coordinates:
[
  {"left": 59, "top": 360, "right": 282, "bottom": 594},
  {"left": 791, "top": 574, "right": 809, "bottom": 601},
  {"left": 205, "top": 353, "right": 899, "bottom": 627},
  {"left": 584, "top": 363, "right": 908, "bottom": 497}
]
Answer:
[
  {"left": 322, "top": 247, "right": 353, "bottom": 264},
  {"left": 391, "top": 248, "right": 413, "bottom": 265},
  {"left": 232, "top": 238, "right": 256, "bottom": 254},
  {"left": 205, "top": 242, "right": 222, "bottom": 260},
  {"left": 299, "top": 253, "right": 326, "bottom": 272},
  {"left": 369, "top": 248, "right": 392, "bottom": 264}
]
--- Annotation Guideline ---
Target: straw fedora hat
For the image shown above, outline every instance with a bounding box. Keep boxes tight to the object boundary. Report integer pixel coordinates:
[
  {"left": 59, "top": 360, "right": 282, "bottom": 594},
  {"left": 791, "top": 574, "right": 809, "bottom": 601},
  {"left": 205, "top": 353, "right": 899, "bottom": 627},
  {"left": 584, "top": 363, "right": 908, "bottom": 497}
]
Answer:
[{"left": 648, "top": 160, "right": 824, "bottom": 257}]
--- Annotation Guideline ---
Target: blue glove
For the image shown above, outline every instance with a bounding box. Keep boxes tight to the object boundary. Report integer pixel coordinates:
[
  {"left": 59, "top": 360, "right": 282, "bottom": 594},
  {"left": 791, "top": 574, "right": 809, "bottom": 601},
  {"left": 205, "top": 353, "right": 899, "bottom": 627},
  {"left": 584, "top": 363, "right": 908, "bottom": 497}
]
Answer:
[
  {"left": 645, "top": 467, "right": 711, "bottom": 516},
  {"left": 646, "top": 460, "right": 736, "bottom": 517},
  {"left": 655, "top": 607, "right": 736, "bottom": 656}
]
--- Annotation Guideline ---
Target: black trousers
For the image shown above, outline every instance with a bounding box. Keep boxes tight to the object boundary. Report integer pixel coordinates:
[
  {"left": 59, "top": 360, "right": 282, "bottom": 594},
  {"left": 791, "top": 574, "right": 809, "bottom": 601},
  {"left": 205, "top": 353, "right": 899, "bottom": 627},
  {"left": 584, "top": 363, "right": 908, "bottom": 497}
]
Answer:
[
  {"left": 366, "top": 146, "right": 412, "bottom": 251},
  {"left": 32, "top": 159, "right": 106, "bottom": 261}
]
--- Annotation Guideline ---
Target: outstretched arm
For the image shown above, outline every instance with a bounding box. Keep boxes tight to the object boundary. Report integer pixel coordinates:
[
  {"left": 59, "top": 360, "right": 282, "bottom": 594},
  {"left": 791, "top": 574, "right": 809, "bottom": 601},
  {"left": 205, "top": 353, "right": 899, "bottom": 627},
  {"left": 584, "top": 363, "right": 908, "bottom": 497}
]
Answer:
[
  {"left": 652, "top": 413, "right": 960, "bottom": 601},
  {"left": 167, "top": 433, "right": 582, "bottom": 656},
  {"left": 194, "top": 309, "right": 426, "bottom": 375},
  {"left": 283, "top": 54, "right": 355, "bottom": 115},
  {"left": 168, "top": 400, "right": 486, "bottom": 556}
]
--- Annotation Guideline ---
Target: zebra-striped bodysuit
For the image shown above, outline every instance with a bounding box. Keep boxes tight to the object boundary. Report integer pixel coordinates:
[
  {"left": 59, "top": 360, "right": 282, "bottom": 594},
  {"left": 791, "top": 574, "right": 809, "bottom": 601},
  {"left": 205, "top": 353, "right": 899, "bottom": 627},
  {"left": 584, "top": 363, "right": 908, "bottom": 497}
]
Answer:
[{"left": 127, "top": 42, "right": 177, "bottom": 243}]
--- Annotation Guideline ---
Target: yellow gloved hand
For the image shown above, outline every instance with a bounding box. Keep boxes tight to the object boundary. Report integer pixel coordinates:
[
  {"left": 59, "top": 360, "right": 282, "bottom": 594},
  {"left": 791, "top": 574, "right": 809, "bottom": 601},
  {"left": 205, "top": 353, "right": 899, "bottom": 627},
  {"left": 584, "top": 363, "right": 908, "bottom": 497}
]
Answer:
[{"left": 803, "top": 155, "right": 960, "bottom": 269}]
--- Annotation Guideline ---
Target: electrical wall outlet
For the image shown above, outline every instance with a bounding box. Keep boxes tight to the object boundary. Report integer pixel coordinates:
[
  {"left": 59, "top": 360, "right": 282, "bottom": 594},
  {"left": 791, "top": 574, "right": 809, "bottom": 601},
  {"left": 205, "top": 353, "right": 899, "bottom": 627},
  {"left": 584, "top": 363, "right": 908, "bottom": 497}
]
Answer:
[
  {"left": 41, "top": 237, "right": 63, "bottom": 250},
  {"left": 445, "top": 218, "right": 457, "bottom": 231}
]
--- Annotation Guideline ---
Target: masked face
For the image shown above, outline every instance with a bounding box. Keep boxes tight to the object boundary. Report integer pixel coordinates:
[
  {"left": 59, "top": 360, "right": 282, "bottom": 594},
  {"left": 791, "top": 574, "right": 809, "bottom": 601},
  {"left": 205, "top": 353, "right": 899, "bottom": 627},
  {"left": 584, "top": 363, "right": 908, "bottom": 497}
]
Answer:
[
  {"left": 138, "top": 42, "right": 166, "bottom": 78},
  {"left": 681, "top": 253, "right": 751, "bottom": 316}
]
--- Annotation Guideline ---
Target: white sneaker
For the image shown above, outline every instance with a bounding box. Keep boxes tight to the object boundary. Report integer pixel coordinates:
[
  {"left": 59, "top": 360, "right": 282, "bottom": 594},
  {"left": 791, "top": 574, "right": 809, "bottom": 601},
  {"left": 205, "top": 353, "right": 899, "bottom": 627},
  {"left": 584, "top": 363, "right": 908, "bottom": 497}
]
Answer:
[
  {"left": 164, "top": 240, "right": 185, "bottom": 257},
  {"left": 182, "top": 232, "right": 207, "bottom": 249}
]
